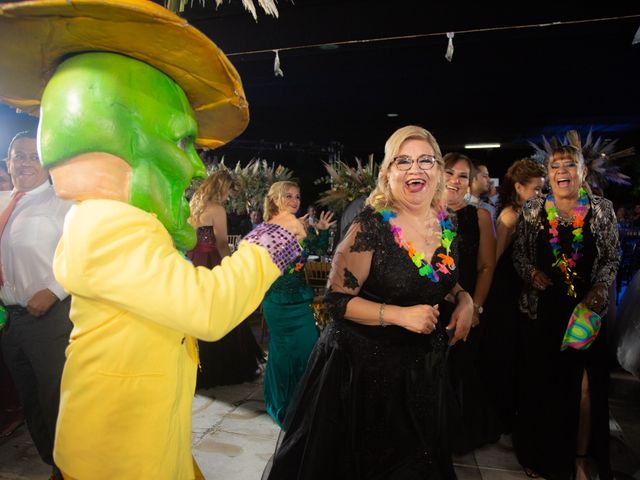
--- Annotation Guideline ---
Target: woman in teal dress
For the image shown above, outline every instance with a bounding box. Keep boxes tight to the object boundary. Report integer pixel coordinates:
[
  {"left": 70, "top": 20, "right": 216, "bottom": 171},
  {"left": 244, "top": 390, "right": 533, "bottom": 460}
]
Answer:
[{"left": 261, "top": 181, "right": 335, "bottom": 426}]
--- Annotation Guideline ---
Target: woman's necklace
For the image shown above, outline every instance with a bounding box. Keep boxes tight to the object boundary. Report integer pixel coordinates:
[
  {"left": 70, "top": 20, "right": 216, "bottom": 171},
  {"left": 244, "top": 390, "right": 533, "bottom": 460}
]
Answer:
[
  {"left": 378, "top": 208, "right": 456, "bottom": 282},
  {"left": 544, "top": 187, "right": 589, "bottom": 297}
]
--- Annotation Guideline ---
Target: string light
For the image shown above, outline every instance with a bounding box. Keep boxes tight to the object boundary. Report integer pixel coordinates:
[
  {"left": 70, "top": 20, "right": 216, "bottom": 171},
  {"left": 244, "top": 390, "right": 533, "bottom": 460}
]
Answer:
[{"left": 226, "top": 14, "right": 640, "bottom": 58}]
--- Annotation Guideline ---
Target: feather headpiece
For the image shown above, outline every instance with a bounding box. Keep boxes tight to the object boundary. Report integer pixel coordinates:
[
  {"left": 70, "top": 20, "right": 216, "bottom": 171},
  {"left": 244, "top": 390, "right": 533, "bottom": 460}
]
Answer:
[{"left": 528, "top": 129, "right": 633, "bottom": 190}]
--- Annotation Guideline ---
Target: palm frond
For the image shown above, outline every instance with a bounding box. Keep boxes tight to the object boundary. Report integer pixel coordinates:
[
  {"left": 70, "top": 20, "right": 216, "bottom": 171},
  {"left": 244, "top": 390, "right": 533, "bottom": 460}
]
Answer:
[
  {"left": 165, "top": 0, "right": 281, "bottom": 19},
  {"left": 192, "top": 158, "right": 293, "bottom": 214}
]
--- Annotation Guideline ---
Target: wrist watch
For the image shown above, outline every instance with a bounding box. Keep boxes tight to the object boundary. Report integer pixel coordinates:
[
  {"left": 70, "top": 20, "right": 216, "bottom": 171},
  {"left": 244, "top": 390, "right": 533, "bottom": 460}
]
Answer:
[{"left": 473, "top": 303, "right": 484, "bottom": 314}]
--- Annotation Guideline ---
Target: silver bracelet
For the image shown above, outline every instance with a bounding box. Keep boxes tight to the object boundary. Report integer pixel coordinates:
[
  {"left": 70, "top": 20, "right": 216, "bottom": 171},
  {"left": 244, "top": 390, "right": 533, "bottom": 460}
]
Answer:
[{"left": 379, "top": 303, "right": 387, "bottom": 327}]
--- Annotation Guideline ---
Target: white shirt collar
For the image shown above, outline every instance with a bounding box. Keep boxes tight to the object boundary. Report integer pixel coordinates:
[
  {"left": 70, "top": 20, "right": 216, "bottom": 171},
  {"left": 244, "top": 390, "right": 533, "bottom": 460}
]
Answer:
[{"left": 12, "top": 180, "right": 51, "bottom": 198}]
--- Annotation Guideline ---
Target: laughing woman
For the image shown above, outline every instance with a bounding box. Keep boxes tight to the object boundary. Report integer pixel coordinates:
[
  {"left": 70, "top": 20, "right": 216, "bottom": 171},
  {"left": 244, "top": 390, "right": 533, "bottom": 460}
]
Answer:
[
  {"left": 264, "top": 126, "right": 473, "bottom": 480},
  {"left": 513, "top": 145, "right": 619, "bottom": 480}
]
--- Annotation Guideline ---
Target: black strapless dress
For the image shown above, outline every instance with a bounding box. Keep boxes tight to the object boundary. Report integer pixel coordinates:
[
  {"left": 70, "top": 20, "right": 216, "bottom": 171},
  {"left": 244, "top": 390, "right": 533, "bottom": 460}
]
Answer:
[{"left": 186, "top": 226, "right": 265, "bottom": 388}]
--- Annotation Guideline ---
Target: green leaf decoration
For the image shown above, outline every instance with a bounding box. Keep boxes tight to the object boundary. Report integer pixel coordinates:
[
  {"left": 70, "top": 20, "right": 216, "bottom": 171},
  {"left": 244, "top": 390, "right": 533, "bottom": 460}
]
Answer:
[
  {"left": 189, "top": 157, "right": 293, "bottom": 215},
  {"left": 315, "top": 154, "right": 379, "bottom": 213}
]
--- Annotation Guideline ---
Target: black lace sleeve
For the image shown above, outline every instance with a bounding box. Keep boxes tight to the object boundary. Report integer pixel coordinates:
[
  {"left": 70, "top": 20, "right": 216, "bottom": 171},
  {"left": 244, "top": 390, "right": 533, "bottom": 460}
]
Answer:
[{"left": 324, "top": 208, "right": 379, "bottom": 321}]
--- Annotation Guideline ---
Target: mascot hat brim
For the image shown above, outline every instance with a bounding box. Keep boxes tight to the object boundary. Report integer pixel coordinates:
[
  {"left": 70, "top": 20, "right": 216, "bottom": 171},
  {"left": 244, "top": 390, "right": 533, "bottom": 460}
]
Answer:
[{"left": 0, "top": 0, "right": 249, "bottom": 149}]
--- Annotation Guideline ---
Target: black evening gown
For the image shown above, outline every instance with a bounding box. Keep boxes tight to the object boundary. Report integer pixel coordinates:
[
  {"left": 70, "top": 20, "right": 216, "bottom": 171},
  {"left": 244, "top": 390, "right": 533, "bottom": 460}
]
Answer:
[
  {"left": 446, "top": 205, "right": 500, "bottom": 454},
  {"left": 264, "top": 207, "right": 458, "bottom": 480},
  {"left": 186, "top": 226, "right": 265, "bottom": 388},
  {"left": 479, "top": 239, "right": 521, "bottom": 433},
  {"left": 514, "top": 211, "right": 611, "bottom": 480}
]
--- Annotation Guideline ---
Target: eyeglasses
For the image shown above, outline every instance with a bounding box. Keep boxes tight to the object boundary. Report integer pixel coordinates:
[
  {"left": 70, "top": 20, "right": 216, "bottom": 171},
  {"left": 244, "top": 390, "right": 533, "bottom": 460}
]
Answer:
[{"left": 392, "top": 155, "right": 438, "bottom": 171}]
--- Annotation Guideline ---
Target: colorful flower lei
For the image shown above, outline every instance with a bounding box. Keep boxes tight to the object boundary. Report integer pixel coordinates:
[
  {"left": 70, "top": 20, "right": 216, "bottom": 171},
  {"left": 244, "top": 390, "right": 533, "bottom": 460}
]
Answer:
[
  {"left": 544, "top": 187, "right": 589, "bottom": 298},
  {"left": 286, "top": 239, "right": 308, "bottom": 274},
  {"left": 378, "top": 208, "right": 456, "bottom": 282}
]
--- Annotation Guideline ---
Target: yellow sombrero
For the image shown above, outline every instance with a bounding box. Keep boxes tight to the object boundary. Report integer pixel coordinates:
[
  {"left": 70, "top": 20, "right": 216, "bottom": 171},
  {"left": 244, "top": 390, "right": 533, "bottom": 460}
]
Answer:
[{"left": 0, "top": 0, "right": 249, "bottom": 149}]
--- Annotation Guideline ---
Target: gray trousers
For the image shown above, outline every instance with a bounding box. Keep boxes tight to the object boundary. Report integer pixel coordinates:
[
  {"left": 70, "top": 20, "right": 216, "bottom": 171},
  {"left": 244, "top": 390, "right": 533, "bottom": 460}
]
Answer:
[{"left": 1, "top": 297, "right": 72, "bottom": 466}]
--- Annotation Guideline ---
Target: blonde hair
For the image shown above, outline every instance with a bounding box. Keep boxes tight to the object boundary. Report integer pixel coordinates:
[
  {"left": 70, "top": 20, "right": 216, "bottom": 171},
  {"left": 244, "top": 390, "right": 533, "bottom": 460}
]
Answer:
[
  {"left": 263, "top": 180, "right": 300, "bottom": 221},
  {"left": 366, "top": 125, "right": 444, "bottom": 211},
  {"left": 189, "top": 170, "right": 233, "bottom": 225}
]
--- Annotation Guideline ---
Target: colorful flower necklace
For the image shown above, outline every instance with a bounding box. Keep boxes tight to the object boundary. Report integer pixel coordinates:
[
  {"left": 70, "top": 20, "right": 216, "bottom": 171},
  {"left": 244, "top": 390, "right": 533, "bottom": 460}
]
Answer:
[
  {"left": 287, "top": 239, "right": 308, "bottom": 274},
  {"left": 378, "top": 208, "right": 456, "bottom": 282},
  {"left": 544, "top": 187, "right": 589, "bottom": 298}
]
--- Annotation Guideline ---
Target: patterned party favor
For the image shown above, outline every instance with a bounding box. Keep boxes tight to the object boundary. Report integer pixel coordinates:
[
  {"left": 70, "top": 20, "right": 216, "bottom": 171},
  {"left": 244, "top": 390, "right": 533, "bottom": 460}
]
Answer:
[{"left": 561, "top": 302, "right": 602, "bottom": 351}]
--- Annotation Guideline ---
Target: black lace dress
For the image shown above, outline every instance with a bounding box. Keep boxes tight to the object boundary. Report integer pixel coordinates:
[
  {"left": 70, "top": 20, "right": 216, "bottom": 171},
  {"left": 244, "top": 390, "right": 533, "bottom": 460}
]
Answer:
[{"left": 264, "top": 207, "right": 459, "bottom": 480}]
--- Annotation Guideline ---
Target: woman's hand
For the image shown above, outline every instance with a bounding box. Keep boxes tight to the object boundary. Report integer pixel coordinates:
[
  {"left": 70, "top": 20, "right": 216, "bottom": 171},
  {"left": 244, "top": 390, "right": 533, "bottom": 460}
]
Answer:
[
  {"left": 269, "top": 211, "right": 308, "bottom": 241},
  {"left": 447, "top": 292, "right": 473, "bottom": 346},
  {"left": 315, "top": 211, "right": 337, "bottom": 230},
  {"left": 583, "top": 283, "right": 608, "bottom": 311},
  {"left": 396, "top": 304, "right": 440, "bottom": 334},
  {"left": 531, "top": 269, "right": 553, "bottom": 291}
]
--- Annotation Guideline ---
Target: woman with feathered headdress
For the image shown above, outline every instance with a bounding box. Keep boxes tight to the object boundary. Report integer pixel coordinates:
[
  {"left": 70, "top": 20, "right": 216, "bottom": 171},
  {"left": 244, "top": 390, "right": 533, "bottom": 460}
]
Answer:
[{"left": 513, "top": 139, "right": 619, "bottom": 480}]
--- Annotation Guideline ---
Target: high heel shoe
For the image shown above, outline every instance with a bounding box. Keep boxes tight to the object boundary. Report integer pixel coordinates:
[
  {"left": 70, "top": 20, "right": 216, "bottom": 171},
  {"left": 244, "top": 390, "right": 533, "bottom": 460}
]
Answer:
[{"left": 523, "top": 467, "right": 540, "bottom": 478}]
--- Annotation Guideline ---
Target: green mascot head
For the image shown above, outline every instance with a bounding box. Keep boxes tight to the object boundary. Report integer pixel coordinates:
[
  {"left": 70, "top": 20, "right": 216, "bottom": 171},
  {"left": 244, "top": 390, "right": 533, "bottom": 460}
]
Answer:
[
  {"left": 0, "top": 0, "right": 248, "bottom": 251},
  {"left": 39, "top": 52, "right": 206, "bottom": 251}
]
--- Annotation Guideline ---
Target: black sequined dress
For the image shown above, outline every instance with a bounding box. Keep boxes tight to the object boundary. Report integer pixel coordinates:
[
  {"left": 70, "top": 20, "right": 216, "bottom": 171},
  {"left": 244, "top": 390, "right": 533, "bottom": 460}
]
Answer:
[{"left": 264, "top": 207, "right": 458, "bottom": 480}]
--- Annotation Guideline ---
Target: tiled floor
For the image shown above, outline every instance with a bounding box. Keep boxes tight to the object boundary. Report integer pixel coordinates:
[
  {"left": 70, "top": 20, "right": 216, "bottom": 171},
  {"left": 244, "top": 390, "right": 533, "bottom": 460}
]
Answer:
[{"left": 1, "top": 370, "right": 639, "bottom": 480}]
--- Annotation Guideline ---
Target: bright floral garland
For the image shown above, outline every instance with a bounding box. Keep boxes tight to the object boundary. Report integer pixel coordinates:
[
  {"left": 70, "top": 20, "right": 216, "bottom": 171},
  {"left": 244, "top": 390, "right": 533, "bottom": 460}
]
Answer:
[
  {"left": 544, "top": 187, "right": 589, "bottom": 297},
  {"left": 378, "top": 208, "right": 456, "bottom": 282}
]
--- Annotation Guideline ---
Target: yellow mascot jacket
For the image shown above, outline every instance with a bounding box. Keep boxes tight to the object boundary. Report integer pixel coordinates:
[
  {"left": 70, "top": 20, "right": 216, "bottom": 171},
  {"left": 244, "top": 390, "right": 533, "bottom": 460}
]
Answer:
[{"left": 53, "top": 200, "right": 283, "bottom": 479}]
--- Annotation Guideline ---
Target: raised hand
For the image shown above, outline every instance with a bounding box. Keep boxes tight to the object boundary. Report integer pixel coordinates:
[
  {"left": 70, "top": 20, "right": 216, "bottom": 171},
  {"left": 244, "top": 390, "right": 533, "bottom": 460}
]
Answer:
[{"left": 315, "top": 211, "right": 336, "bottom": 230}]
